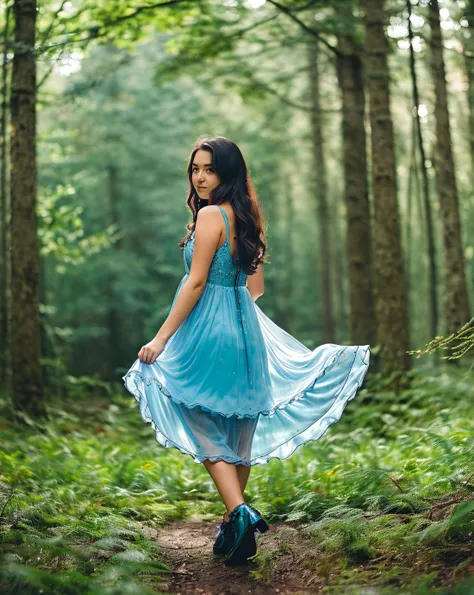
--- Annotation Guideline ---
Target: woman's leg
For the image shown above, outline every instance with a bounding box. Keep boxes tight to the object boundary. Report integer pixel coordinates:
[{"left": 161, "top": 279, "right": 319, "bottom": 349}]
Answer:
[
  {"left": 203, "top": 459, "right": 244, "bottom": 521},
  {"left": 236, "top": 464, "right": 251, "bottom": 495},
  {"left": 234, "top": 417, "right": 257, "bottom": 499},
  {"left": 218, "top": 465, "right": 251, "bottom": 521},
  {"left": 202, "top": 415, "right": 257, "bottom": 521}
]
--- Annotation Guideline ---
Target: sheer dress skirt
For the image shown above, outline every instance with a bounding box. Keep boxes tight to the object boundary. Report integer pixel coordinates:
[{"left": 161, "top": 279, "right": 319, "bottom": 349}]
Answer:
[
  {"left": 122, "top": 204, "right": 370, "bottom": 466},
  {"left": 122, "top": 275, "right": 370, "bottom": 466}
]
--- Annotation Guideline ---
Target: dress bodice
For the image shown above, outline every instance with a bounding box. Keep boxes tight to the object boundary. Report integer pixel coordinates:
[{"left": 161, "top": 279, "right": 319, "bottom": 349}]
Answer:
[{"left": 183, "top": 205, "right": 247, "bottom": 287}]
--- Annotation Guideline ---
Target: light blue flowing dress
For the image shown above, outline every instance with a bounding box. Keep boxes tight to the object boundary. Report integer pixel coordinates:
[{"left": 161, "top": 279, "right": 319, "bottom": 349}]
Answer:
[{"left": 122, "top": 205, "right": 370, "bottom": 466}]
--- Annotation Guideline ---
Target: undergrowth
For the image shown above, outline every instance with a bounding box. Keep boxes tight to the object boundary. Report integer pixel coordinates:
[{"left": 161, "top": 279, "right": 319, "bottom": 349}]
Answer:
[
  {"left": 0, "top": 364, "right": 472, "bottom": 593},
  {"left": 249, "top": 366, "right": 474, "bottom": 593}
]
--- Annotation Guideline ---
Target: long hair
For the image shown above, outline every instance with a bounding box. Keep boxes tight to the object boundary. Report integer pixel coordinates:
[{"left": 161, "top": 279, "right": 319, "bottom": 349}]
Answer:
[{"left": 178, "top": 136, "right": 268, "bottom": 275}]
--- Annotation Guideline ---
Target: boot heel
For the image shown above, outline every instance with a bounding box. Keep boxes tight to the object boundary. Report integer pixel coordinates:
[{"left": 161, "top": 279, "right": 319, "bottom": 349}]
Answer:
[
  {"left": 254, "top": 518, "right": 269, "bottom": 535},
  {"left": 223, "top": 503, "right": 271, "bottom": 565},
  {"left": 224, "top": 524, "right": 257, "bottom": 565}
]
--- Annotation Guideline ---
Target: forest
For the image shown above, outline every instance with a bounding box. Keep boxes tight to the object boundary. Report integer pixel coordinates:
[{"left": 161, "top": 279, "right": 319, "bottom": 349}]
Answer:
[{"left": 0, "top": 0, "right": 473, "bottom": 593}]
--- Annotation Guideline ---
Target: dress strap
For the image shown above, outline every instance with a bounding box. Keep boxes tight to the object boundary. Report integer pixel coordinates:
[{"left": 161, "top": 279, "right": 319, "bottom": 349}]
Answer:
[{"left": 215, "top": 205, "right": 229, "bottom": 243}]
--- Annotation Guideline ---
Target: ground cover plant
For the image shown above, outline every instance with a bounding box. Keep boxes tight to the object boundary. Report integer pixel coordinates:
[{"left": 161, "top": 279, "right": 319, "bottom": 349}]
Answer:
[{"left": 0, "top": 364, "right": 472, "bottom": 593}]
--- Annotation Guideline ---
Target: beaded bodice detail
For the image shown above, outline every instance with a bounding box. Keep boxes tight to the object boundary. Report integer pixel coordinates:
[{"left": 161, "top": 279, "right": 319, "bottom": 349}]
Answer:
[{"left": 183, "top": 205, "right": 247, "bottom": 287}]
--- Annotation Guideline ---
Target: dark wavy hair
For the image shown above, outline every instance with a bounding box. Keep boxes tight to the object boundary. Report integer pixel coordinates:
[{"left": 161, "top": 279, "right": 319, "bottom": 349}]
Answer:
[{"left": 178, "top": 136, "right": 268, "bottom": 275}]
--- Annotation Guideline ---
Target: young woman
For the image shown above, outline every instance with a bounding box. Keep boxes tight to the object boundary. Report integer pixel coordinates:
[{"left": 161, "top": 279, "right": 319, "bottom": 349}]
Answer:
[{"left": 122, "top": 136, "right": 371, "bottom": 565}]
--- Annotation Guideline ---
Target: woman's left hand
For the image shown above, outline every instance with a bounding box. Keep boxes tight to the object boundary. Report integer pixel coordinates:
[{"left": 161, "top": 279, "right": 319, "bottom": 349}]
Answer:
[{"left": 138, "top": 338, "right": 167, "bottom": 364}]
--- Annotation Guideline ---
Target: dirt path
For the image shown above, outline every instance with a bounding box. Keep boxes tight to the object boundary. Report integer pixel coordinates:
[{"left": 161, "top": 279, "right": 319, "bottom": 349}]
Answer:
[{"left": 155, "top": 519, "right": 323, "bottom": 595}]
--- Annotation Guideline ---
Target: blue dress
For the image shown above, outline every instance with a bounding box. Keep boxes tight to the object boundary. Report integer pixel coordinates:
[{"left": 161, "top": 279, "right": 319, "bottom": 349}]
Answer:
[{"left": 122, "top": 205, "right": 370, "bottom": 466}]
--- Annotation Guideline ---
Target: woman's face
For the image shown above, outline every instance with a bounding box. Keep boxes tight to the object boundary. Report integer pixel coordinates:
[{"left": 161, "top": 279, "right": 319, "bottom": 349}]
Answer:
[{"left": 191, "top": 149, "right": 220, "bottom": 198}]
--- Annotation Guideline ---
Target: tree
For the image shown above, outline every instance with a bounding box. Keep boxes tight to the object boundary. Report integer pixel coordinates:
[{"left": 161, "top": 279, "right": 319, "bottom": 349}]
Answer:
[
  {"left": 361, "top": 0, "right": 411, "bottom": 377},
  {"left": 308, "top": 38, "right": 335, "bottom": 343},
  {"left": 428, "top": 0, "right": 471, "bottom": 335},
  {"left": 406, "top": 0, "right": 438, "bottom": 341},
  {"left": 335, "top": 2, "right": 375, "bottom": 347},
  {"left": 10, "top": 0, "right": 45, "bottom": 416}
]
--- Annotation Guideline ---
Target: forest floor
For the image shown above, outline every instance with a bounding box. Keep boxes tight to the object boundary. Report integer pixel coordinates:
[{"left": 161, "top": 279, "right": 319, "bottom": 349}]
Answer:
[
  {"left": 1, "top": 366, "right": 474, "bottom": 594},
  {"left": 154, "top": 519, "right": 320, "bottom": 595},
  {"left": 148, "top": 499, "right": 474, "bottom": 595}
]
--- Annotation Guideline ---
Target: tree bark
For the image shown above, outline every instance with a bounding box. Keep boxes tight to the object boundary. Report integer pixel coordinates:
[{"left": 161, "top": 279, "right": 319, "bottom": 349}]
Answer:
[
  {"left": 0, "top": 4, "right": 12, "bottom": 386},
  {"left": 462, "top": 0, "right": 474, "bottom": 181},
  {"left": 107, "top": 163, "right": 123, "bottom": 380},
  {"left": 428, "top": 0, "right": 471, "bottom": 334},
  {"left": 10, "top": 0, "right": 45, "bottom": 415},
  {"left": 335, "top": 20, "right": 376, "bottom": 348},
  {"left": 361, "top": 0, "right": 411, "bottom": 377},
  {"left": 308, "top": 39, "right": 334, "bottom": 343},
  {"left": 281, "top": 171, "right": 296, "bottom": 335},
  {"left": 462, "top": 0, "right": 474, "bottom": 297},
  {"left": 407, "top": 0, "right": 438, "bottom": 341}
]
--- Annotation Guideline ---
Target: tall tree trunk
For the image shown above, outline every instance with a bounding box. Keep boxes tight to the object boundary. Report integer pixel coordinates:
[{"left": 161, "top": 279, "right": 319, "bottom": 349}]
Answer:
[
  {"left": 335, "top": 21, "right": 376, "bottom": 348},
  {"left": 407, "top": 0, "right": 438, "bottom": 341},
  {"left": 406, "top": 120, "right": 415, "bottom": 283},
  {"left": 332, "top": 203, "right": 348, "bottom": 343},
  {"left": 10, "top": 0, "right": 44, "bottom": 415},
  {"left": 463, "top": 0, "right": 474, "bottom": 298},
  {"left": 428, "top": 0, "right": 471, "bottom": 334},
  {"left": 361, "top": 0, "right": 411, "bottom": 377},
  {"left": 308, "top": 39, "right": 334, "bottom": 343},
  {"left": 463, "top": 0, "right": 474, "bottom": 181},
  {"left": 0, "top": 3, "right": 12, "bottom": 386},
  {"left": 107, "top": 163, "right": 123, "bottom": 380},
  {"left": 281, "top": 172, "right": 296, "bottom": 335}
]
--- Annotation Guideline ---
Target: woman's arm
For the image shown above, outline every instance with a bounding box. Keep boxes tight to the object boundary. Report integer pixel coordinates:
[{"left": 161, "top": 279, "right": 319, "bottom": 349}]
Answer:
[
  {"left": 155, "top": 206, "right": 223, "bottom": 343},
  {"left": 246, "top": 263, "right": 264, "bottom": 302},
  {"left": 138, "top": 207, "right": 223, "bottom": 364}
]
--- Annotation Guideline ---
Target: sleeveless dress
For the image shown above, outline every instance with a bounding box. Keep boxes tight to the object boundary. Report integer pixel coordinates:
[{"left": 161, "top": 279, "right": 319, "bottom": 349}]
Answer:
[{"left": 122, "top": 205, "right": 371, "bottom": 466}]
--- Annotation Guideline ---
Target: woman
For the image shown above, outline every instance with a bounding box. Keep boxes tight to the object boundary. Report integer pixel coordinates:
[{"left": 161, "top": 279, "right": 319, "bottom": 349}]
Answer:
[{"left": 122, "top": 136, "right": 371, "bottom": 565}]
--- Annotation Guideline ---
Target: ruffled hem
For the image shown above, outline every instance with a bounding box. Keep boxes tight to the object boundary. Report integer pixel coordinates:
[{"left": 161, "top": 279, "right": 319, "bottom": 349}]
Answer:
[
  {"left": 122, "top": 345, "right": 371, "bottom": 466},
  {"left": 124, "top": 386, "right": 255, "bottom": 466},
  {"left": 248, "top": 344, "right": 370, "bottom": 464},
  {"left": 122, "top": 346, "right": 347, "bottom": 420}
]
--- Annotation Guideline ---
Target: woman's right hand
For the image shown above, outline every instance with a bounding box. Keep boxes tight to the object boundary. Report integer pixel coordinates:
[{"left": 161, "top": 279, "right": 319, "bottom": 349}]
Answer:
[{"left": 138, "top": 338, "right": 167, "bottom": 365}]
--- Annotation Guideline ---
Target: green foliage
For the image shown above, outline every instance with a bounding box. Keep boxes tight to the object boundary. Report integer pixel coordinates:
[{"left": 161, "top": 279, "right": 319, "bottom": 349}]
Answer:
[
  {"left": 418, "top": 500, "right": 474, "bottom": 545},
  {"left": 250, "top": 365, "right": 474, "bottom": 590},
  {"left": 0, "top": 391, "right": 188, "bottom": 594},
  {"left": 1, "top": 365, "right": 473, "bottom": 592},
  {"left": 38, "top": 184, "right": 120, "bottom": 270},
  {"left": 408, "top": 317, "right": 474, "bottom": 361}
]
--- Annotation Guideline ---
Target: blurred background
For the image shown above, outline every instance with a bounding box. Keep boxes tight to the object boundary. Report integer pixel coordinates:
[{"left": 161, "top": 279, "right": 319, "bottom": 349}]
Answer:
[{"left": 3, "top": 0, "right": 474, "bottom": 389}]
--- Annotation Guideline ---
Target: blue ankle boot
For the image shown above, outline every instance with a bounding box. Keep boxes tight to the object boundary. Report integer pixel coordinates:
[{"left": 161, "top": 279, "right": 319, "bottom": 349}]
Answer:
[{"left": 223, "top": 503, "right": 269, "bottom": 565}]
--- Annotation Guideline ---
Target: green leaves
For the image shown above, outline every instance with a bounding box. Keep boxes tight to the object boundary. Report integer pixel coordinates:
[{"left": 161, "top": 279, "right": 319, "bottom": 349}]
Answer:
[
  {"left": 38, "top": 184, "right": 120, "bottom": 267},
  {"left": 450, "top": 500, "right": 474, "bottom": 525}
]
